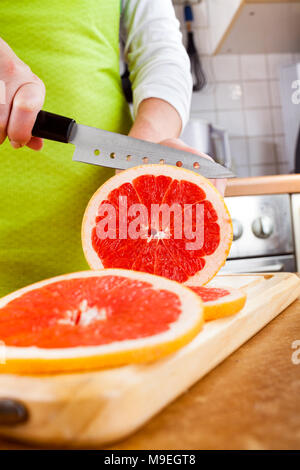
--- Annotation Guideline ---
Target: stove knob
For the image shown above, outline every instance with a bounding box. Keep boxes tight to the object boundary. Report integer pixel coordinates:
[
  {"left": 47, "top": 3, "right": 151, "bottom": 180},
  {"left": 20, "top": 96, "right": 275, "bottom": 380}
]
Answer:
[
  {"left": 232, "top": 219, "right": 243, "bottom": 241},
  {"left": 252, "top": 216, "right": 273, "bottom": 239}
]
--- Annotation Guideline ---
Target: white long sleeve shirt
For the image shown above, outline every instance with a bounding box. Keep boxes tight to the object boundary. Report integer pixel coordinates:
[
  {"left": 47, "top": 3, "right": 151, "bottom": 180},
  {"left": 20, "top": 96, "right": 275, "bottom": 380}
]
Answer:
[{"left": 121, "top": 0, "right": 192, "bottom": 130}]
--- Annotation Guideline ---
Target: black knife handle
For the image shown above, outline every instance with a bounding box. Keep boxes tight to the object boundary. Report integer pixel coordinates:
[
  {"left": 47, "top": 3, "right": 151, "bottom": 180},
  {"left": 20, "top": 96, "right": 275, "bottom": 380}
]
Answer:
[
  {"left": 32, "top": 110, "right": 76, "bottom": 143},
  {"left": 0, "top": 398, "right": 29, "bottom": 425}
]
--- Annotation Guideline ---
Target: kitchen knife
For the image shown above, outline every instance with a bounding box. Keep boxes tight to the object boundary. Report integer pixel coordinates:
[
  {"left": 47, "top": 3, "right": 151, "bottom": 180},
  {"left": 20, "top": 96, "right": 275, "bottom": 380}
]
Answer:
[{"left": 32, "top": 110, "right": 235, "bottom": 179}]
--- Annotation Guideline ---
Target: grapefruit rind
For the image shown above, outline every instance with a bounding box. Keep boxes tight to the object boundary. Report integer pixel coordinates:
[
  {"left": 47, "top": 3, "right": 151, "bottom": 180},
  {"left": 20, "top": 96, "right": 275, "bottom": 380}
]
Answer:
[
  {"left": 186, "top": 285, "right": 247, "bottom": 321},
  {"left": 0, "top": 269, "right": 204, "bottom": 375},
  {"left": 82, "top": 164, "right": 233, "bottom": 285}
]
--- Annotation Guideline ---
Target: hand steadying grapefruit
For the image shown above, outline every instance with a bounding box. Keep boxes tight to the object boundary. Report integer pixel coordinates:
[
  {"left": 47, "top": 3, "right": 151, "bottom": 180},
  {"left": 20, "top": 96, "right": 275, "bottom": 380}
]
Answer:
[
  {"left": 0, "top": 270, "right": 204, "bottom": 374},
  {"left": 186, "top": 285, "right": 247, "bottom": 321},
  {"left": 82, "top": 165, "right": 233, "bottom": 285}
]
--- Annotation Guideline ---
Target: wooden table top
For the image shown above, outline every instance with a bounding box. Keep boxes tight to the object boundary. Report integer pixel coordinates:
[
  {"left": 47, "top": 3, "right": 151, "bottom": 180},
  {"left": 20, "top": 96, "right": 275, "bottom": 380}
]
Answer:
[
  {"left": 1, "top": 293, "right": 299, "bottom": 450},
  {"left": 225, "top": 174, "right": 300, "bottom": 197}
]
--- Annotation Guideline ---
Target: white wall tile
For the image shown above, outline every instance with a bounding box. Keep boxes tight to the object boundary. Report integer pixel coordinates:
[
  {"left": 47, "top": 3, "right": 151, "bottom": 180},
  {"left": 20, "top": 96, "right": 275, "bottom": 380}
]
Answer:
[
  {"left": 235, "top": 166, "right": 251, "bottom": 177},
  {"left": 247, "top": 137, "right": 276, "bottom": 165},
  {"left": 193, "top": 27, "right": 212, "bottom": 55},
  {"left": 293, "top": 53, "right": 300, "bottom": 63},
  {"left": 269, "top": 80, "right": 281, "bottom": 107},
  {"left": 187, "top": 48, "right": 294, "bottom": 176},
  {"left": 191, "top": 110, "right": 217, "bottom": 124},
  {"left": 191, "top": 1, "right": 209, "bottom": 28},
  {"left": 250, "top": 164, "right": 277, "bottom": 176},
  {"left": 200, "top": 56, "right": 216, "bottom": 83},
  {"left": 274, "top": 136, "right": 288, "bottom": 163},
  {"left": 212, "top": 55, "right": 241, "bottom": 81},
  {"left": 266, "top": 53, "right": 294, "bottom": 79},
  {"left": 217, "top": 110, "right": 246, "bottom": 137},
  {"left": 191, "top": 86, "right": 216, "bottom": 112},
  {"left": 245, "top": 109, "right": 273, "bottom": 136},
  {"left": 243, "top": 81, "right": 270, "bottom": 108},
  {"left": 213, "top": 136, "right": 248, "bottom": 168},
  {"left": 240, "top": 55, "right": 268, "bottom": 80},
  {"left": 215, "top": 83, "right": 243, "bottom": 109},
  {"left": 271, "top": 107, "right": 285, "bottom": 135},
  {"left": 278, "top": 162, "right": 292, "bottom": 174},
  {"left": 230, "top": 138, "right": 249, "bottom": 166}
]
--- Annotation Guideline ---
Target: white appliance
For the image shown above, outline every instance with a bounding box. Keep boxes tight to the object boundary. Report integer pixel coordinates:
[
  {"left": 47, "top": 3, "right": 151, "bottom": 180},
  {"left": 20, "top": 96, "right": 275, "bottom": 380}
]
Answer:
[
  {"left": 181, "top": 118, "right": 232, "bottom": 169},
  {"left": 222, "top": 194, "right": 297, "bottom": 273}
]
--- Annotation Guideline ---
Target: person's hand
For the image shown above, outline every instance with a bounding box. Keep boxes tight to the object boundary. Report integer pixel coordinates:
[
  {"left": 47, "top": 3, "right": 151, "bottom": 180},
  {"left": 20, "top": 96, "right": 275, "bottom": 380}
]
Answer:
[
  {"left": 0, "top": 38, "right": 45, "bottom": 150},
  {"left": 159, "top": 138, "right": 227, "bottom": 196}
]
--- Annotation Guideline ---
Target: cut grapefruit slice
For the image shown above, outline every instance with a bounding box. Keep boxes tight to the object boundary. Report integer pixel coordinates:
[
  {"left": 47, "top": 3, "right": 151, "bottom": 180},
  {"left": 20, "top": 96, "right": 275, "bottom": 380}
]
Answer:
[
  {"left": 186, "top": 285, "right": 246, "bottom": 321},
  {"left": 0, "top": 269, "right": 204, "bottom": 374},
  {"left": 82, "top": 165, "right": 233, "bottom": 285}
]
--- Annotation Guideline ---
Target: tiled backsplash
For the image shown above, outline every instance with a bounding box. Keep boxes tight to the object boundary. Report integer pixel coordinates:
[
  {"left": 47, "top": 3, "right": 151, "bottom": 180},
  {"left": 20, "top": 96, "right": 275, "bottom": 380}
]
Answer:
[{"left": 174, "top": 3, "right": 300, "bottom": 177}]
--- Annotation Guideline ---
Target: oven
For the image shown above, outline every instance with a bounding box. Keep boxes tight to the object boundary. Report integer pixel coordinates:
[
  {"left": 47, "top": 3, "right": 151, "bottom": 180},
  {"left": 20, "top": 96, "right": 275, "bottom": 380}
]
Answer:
[{"left": 221, "top": 194, "right": 297, "bottom": 273}]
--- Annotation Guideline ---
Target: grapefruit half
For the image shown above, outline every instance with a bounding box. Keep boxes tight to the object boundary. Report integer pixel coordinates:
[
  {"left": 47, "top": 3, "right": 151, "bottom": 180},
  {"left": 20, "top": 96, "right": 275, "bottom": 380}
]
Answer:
[
  {"left": 0, "top": 269, "right": 204, "bottom": 374},
  {"left": 82, "top": 165, "right": 233, "bottom": 285},
  {"left": 186, "top": 285, "right": 246, "bottom": 321}
]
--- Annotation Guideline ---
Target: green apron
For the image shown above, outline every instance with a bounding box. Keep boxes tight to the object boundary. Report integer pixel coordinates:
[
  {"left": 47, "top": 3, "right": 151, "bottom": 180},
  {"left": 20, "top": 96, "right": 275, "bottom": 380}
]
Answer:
[{"left": 0, "top": 0, "right": 132, "bottom": 296}]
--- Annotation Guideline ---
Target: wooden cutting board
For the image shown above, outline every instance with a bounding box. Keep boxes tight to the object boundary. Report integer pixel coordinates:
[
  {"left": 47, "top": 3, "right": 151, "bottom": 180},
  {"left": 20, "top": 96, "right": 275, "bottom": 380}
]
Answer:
[{"left": 0, "top": 273, "right": 299, "bottom": 448}]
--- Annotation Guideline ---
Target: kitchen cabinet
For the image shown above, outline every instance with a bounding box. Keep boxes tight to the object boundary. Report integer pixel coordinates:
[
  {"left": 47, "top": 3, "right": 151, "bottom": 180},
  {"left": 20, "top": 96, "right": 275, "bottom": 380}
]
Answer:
[
  {"left": 216, "top": 0, "right": 300, "bottom": 54},
  {"left": 173, "top": 0, "right": 244, "bottom": 55},
  {"left": 173, "top": 0, "right": 299, "bottom": 55}
]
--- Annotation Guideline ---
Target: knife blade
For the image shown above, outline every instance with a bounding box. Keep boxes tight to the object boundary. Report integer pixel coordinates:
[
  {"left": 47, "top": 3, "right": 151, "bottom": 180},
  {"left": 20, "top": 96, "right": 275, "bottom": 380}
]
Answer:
[{"left": 32, "top": 110, "right": 235, "bottom": 179}]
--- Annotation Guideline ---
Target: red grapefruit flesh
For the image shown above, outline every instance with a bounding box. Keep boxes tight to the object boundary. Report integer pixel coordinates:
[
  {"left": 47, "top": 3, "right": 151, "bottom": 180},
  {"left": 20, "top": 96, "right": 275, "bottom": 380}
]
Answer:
[
  {"left": 82, "top": 165, "right": 233, "bottom": 285},
  {"left": 186, "top": 285, "right": 246, "bottom": 321},
  {"left": 0, "top": 270, "right": 203, "bottom": 374}
]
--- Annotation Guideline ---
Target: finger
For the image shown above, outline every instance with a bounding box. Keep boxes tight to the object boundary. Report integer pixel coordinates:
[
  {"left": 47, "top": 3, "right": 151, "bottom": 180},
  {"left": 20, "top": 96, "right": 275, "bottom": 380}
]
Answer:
[
  {"left": 26, "top": 136, "right": 43, "bottom": 151},
  {"left": 160, "top": 140, "right": 227, "bottom": 195},
  {"left": 7, "top": 80, "right": 45, "bottom": 147},
  {"left": 0, "top": 81, "right": 14, "bottom": 145},
  {"left": 0, "top": 63, "right": 33, "bottom": 145},
  {"left": 0, "top": 107, "right": 8, "bottom": 145},
  {"left": 160, "top": 138, "right": 214, "bottom": 161}
]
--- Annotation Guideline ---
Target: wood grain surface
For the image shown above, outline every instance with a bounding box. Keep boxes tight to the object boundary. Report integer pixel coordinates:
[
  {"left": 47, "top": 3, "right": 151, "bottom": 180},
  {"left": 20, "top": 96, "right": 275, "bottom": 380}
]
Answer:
[
  {"left": 225, "top": 175, "right": 300, "bottom": 197},
  {"left": 108, "top": 296, "right": 300, "bottom": 451},
  {"left": 0, "top": 274, "right": 299, "bottom": 450}
]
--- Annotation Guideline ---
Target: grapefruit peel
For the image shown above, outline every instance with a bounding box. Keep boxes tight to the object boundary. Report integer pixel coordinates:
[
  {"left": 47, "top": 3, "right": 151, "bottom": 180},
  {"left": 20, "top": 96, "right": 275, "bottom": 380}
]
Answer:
[
  {"left": 0, "top": 269, "right": 204, "bottom": 374},
  {"left": 186, "top": 285, "right": 247, "bottom": 321},
  {"left": 82, "top": 165, "right": 233, "bottom": 286}
]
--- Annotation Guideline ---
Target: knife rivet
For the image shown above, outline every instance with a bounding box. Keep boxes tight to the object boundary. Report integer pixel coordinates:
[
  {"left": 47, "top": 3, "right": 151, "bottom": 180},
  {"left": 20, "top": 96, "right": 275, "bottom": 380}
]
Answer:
[
  {"left": 193, "top": 162, "right": 200, "bottom": 169},
  {"left": 94, "top": 149, "right": 100, "bottom": 156},
  {"left": 142, "top": 157, "right": 149, "bottom": 164},
  {"left": 176, "top": 161, "right": 183, "bottom": 167},
  {"left": 126, "top": 155, "right": 132, "bottom": 161},
  {"left": 110, "top": 152, "right": 116, "bottom": 159},
  {"left": 0, "top": 398, "right": 29, "bottom": 425},
  {"left": 159, "top": 159, "right": 165, "bottom": 164}
]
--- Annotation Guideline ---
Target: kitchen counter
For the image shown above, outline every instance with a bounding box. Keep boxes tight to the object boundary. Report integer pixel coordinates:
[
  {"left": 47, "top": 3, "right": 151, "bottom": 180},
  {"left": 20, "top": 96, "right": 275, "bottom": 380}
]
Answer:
[
  {"left": 225, "top": 174, "right": 300, "bottom": 197},
  {"left": 0, "top": 290, "right": 299, "bottom": 450}
]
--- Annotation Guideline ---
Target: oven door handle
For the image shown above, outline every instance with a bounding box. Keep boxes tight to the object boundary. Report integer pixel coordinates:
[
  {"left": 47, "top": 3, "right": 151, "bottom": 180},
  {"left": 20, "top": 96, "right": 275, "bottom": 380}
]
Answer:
[{"left": 232, "top": 263, "right": 284, "bottom": 273}]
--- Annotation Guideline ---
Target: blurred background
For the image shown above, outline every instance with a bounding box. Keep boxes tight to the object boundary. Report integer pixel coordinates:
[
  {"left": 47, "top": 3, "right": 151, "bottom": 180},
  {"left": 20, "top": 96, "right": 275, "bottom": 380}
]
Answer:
[{"left": 172, "top": 0, "right": 300, "bottom": 177}]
